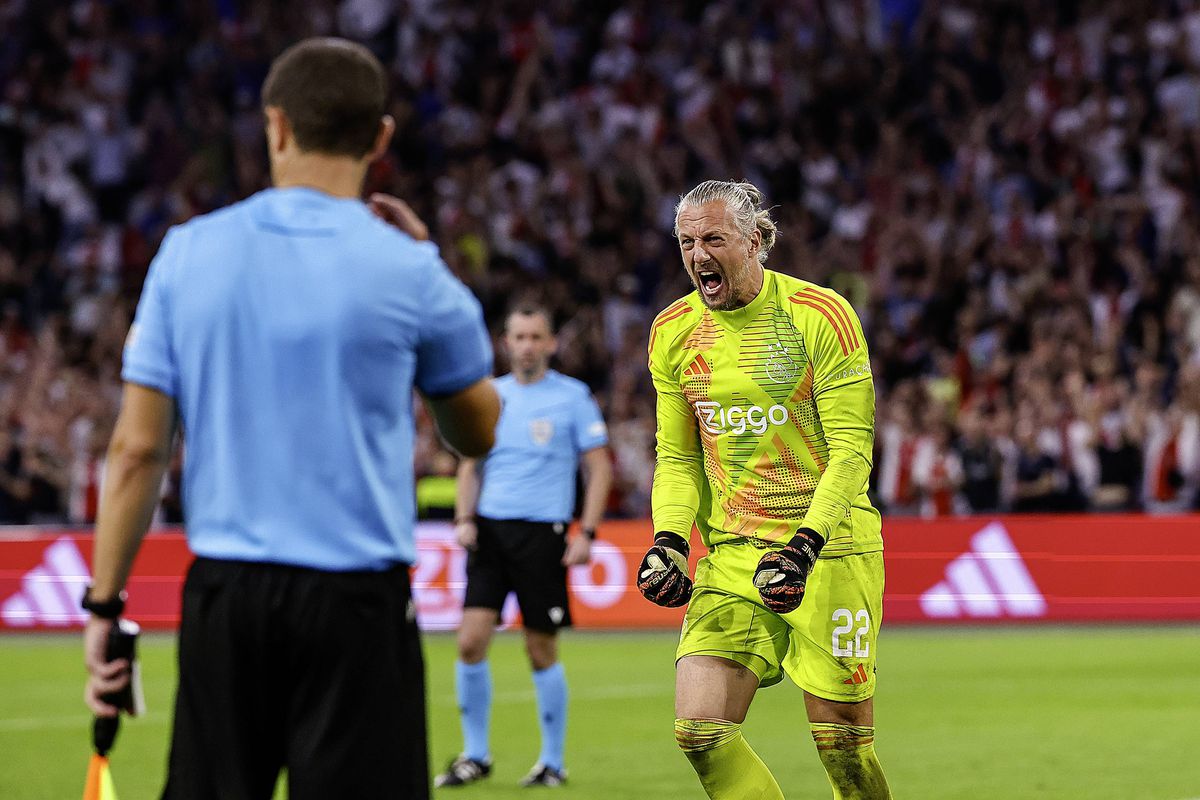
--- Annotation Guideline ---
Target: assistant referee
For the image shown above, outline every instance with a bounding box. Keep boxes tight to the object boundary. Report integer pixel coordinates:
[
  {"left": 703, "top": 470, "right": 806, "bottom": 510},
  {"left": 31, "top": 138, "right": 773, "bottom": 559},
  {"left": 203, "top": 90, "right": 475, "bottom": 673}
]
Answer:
[
  {"left": 436, "top": 305, "right": 612, "bottom": 788},
  {"left": 81, "top": 39, "right": 499, "bottom": 800}
]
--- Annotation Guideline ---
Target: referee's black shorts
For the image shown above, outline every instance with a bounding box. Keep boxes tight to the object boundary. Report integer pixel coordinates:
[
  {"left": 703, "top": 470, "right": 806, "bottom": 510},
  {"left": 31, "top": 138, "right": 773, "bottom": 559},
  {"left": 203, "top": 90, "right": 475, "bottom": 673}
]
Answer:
[
  {"left": 161, "top": 557, "right": 428, "bottom": 800},
  {"left": 464, "top": 516, "right": 572, "bottom": 632}
]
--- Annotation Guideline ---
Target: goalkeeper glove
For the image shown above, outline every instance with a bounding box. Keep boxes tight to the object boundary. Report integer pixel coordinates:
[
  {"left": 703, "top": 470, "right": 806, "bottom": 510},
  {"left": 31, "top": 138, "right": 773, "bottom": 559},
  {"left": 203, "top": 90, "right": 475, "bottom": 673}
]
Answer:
[
  {"left": 637, "top": 532, "right": 692, "bottom": 607},
  {"left": 753, "top": 528, "right": 825, "bottom": 614}
]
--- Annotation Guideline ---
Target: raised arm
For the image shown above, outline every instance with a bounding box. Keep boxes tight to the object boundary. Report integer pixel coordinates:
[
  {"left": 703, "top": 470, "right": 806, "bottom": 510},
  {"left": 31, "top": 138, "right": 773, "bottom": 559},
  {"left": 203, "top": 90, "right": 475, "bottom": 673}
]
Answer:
[{"left": 425, "top": 380, "right": 500, "bottom": 458}]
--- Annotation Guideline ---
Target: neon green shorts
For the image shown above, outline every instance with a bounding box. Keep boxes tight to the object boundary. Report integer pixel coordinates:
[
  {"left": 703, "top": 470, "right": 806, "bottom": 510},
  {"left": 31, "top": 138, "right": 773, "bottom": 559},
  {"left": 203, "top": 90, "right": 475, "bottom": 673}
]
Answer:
[{"left": 675, "top": 540, "right": 884, "bottom": 702}]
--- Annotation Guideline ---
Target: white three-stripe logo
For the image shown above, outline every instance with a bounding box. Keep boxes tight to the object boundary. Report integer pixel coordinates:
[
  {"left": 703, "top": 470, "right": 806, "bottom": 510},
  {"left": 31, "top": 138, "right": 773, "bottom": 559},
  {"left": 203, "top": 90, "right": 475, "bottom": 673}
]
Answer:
[
  {"left": 919, "top": 523, "right": 1047, "bottom": 618},
  {"left": 1, "top": 536, "right": 91, "bottom": 627}
]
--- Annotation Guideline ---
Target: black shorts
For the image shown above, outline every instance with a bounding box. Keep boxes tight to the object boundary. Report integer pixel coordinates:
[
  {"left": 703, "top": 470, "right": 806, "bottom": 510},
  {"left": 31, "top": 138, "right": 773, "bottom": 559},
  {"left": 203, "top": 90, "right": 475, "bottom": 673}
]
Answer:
[
  {"left": 162, "top": 557, "right": 428, "bottom": 800},
  {"left": 464, "top": 517, "right": 572, "bottom": 632}
]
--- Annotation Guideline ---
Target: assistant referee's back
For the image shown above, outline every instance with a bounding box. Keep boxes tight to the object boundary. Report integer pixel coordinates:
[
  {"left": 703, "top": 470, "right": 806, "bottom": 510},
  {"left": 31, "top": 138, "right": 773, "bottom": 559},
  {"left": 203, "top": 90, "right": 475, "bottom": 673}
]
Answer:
[{"left": 122, "top": 187, "right": 493, "bottom": 570}]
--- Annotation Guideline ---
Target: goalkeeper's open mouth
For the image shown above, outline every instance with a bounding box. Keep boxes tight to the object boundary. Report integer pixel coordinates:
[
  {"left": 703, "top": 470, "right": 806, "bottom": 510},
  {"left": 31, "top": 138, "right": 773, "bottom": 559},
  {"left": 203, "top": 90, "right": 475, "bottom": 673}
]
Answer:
[{"left": 697, "top": 269, "right": 724, "bottom": 299}]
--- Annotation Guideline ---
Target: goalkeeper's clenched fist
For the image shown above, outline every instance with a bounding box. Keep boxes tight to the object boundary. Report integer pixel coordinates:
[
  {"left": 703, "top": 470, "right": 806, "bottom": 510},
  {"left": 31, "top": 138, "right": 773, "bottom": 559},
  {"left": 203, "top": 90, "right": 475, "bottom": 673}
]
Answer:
[
  {"left": 753, "top": 528, "right": 825, "bottom": 614},
  {"left": 637, "top": 532, "right": 693, "bottom": 607}
]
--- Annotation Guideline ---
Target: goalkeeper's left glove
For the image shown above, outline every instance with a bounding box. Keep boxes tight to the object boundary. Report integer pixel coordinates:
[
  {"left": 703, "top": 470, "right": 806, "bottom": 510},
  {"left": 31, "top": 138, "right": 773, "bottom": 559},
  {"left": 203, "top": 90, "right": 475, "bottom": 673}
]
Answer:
[{"left": 753, "top": 528, "right": 825, "bottom": 614}]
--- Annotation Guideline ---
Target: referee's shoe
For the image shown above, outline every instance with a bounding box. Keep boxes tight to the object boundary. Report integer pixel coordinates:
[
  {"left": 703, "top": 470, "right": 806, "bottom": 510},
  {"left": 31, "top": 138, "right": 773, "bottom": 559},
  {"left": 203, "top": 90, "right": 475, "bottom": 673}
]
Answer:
[
  {"left": 434, "top": 755, "right": 492, "bottom": 787},
  {"left": 520, "top": 763, "right": 567, "bottom": 787}
]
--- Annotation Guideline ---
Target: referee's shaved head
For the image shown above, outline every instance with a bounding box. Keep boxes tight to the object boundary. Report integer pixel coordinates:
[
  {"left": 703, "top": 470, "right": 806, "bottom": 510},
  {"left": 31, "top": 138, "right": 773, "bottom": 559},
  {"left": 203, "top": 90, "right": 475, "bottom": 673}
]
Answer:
[{"left": 262, "top": 38, "right": 387, "bottom": 158}]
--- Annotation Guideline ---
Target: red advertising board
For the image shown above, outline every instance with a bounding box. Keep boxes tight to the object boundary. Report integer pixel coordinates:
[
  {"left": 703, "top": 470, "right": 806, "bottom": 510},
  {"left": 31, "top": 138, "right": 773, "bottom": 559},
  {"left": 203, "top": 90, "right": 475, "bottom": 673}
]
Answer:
[{"left": 2, "top": 515, "right": 1198, "bottom": 631}]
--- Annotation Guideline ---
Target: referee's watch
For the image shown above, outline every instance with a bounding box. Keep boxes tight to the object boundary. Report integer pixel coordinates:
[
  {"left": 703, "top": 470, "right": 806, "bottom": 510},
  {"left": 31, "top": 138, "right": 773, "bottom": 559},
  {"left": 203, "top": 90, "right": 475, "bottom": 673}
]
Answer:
[
  {"left": 81, "top": 586, "right": 127, "bottom": 619},
  {"left": 582, "top": 527, "right": 597, "bottom": 541}
]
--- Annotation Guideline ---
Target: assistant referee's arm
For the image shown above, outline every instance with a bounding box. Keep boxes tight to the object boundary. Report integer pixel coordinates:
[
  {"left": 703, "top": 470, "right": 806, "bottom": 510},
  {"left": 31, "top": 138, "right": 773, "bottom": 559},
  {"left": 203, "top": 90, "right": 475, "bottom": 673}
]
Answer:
[
  {"left": 90, "top": 383, "right": 178, "bottom": 600},
  {"left": 424, "top": 378, "right": 500, "bottom": 458},
  {"left": 84, "top": 383, "right": 176, "bottom": 716},
  {"left": 579, "top": 446, "right": 612, "bottom": 537},
  {"left": 454, "top": 457, "right": 481, "bottom": 523}
]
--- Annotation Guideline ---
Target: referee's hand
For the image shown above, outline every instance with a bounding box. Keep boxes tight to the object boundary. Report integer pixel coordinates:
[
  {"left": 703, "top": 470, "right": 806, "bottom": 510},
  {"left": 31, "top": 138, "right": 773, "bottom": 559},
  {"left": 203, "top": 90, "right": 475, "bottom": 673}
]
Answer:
[
  {"left": 455, "top": 520, "right": 478, "bottom": 551},
  {"left": 84, "top": 616, "right": 129, "bottom": 717},
  {"left": 562, "top": 535, "right": 591, "bottom": 567},
  {"left": 368, "top": 193, "right": 429, "bottom": 241}
]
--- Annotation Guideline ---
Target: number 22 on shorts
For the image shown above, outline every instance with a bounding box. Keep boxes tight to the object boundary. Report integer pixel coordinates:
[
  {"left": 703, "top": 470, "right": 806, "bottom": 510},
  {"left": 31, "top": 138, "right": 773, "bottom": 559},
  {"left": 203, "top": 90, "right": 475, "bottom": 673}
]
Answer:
[{"left": 831, "top": 608, "right": 871, "bottom": 658}]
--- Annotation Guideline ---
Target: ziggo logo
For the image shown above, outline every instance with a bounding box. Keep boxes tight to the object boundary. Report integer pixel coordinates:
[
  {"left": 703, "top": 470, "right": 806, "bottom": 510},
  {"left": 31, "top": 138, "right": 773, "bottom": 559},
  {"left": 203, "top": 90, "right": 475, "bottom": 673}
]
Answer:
[{"left": 694, "top": 401, "right": 790, "bottom": 435}]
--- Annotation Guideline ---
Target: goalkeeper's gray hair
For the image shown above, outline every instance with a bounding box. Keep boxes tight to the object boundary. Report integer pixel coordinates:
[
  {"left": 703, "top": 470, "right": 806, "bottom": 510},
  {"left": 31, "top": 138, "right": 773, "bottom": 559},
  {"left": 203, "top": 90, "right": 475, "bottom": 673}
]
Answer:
[{"left": 673, "top": 180, "right": 777, "bottom": 264}]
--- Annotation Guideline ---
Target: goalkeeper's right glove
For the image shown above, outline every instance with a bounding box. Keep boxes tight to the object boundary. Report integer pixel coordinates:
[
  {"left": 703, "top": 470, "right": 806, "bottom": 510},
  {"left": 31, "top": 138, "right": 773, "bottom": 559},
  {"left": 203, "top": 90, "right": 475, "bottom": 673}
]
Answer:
[{"left": 637, "top": 532, "right": 693, "bottom": 607}]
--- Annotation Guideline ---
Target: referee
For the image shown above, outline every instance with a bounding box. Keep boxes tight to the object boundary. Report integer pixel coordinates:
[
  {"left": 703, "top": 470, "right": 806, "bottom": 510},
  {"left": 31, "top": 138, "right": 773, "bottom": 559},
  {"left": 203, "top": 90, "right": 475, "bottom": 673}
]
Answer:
[
  {"left": 435, "top": 305, "right": 612, "bottom": 788},
  {"left": 81, "top": 39, "right": 499, "bottom": 800}
]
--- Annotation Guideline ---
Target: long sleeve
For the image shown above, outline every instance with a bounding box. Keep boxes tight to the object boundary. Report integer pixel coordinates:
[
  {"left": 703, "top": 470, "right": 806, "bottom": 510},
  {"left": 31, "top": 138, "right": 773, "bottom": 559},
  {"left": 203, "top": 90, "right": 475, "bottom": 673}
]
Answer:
[
  {"left": 797, "top": 290, "right": 876, "bottom": 541},
  {"left": 801, "top": 377, "right": 875, "bottom": 539},
  {"left": 649, "top": 335, "right": 704, "bottom": 538}
]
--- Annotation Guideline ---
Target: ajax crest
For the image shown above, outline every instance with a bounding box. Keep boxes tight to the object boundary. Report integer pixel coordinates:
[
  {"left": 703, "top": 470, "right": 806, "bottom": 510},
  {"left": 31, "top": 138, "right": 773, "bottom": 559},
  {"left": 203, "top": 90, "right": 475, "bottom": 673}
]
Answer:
[{"left": 765, "top": 342, "right": 799, "bottom": 384}]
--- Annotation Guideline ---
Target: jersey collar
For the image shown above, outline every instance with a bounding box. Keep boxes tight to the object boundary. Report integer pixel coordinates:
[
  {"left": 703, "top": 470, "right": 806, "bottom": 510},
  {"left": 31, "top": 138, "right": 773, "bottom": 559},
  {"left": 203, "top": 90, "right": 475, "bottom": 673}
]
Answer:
[{"left": 709, "top": 269, "right": 773, "bottom": 331}]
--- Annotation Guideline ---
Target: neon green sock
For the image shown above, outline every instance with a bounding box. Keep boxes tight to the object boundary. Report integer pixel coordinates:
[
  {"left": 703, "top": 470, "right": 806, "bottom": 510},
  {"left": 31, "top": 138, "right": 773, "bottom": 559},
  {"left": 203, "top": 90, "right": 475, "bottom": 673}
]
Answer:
[
  {"left": 811, "top": 723, "right": 892, "bottom": 799},
  {"left": 675, "top": 718, "right": 784, "bottom": 800}
]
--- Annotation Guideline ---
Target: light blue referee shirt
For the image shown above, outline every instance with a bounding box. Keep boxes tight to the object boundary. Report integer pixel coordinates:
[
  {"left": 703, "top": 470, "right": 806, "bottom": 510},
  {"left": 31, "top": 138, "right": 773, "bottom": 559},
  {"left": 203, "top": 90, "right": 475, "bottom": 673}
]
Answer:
[
  {"left": 122, "top": 187, "right": 493, "bottom": 570},
  {"left": 476, "top": 371, "right": 608, "bottom": 523}
]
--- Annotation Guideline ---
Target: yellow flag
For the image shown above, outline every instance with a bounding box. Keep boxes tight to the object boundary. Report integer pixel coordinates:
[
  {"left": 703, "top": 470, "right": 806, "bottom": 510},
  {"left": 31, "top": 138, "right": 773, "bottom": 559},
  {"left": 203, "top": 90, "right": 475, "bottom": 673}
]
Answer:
[{"left": 83, "top": 754, "right": 119, "bottom": 800}]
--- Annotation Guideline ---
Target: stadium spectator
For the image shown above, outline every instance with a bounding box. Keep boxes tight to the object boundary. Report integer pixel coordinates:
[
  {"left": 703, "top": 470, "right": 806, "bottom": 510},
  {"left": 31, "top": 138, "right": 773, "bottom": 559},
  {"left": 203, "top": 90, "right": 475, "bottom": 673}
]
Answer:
[
  {"left": 876, "top": 393, "right": 924, "bottom": 515},
  {"left": 1091, "top": 376, "right": 1146, "bottom": 511},
  {"left": 437, "top": 304, "right": 611, "bottom": 789},
  {"left": 1012, "top": 416, "right": 1064, "bottom": 513},
  {"left": 955, "top": 405, "right": 1005, "bottom": 512},
  {"left": 912, "top": 419, "right": 967, "bottom": 517},
  {"left": 81, "top": 38, "right": 499, "bottom": 799},
  {"left": 3, "top": 1, "right": 1200, "bottom": 520}
]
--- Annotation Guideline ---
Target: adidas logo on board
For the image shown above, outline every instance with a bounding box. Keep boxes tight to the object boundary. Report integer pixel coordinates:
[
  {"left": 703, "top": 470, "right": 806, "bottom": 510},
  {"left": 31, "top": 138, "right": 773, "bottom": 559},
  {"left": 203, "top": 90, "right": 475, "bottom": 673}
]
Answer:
[
  {"left": 1, "top": 536, "right": 91, "bottom": 627},
  {"left": 919, "top": 523, "right": 1047, "bottom": 619}
]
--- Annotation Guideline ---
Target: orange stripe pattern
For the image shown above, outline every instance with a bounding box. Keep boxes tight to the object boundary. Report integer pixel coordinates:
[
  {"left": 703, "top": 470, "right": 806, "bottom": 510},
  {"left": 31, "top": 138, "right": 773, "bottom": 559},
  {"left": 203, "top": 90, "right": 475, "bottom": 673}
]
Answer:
[
  {"left": 788, "top": 288, "right": 859, "bottom": 357},
  {"left": 648, "top": 300, "right": 693, "bottom": 355},
  {"left": 812, "top": 722, "right": 875, "bottom": 751},
  {"left": 682, "top": 354, "right": 711, "bottom": 376}
]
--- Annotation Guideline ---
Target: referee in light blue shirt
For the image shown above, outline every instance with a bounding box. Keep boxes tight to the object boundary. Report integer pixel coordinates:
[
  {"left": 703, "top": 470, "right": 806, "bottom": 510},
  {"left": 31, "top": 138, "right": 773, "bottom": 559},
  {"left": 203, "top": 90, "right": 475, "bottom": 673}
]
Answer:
[
  {"left": 435, "top": 305, "right": 612, "bottom": 789},
  {"left": 81, "top": 39, "right": 499, "bottom": 800}
]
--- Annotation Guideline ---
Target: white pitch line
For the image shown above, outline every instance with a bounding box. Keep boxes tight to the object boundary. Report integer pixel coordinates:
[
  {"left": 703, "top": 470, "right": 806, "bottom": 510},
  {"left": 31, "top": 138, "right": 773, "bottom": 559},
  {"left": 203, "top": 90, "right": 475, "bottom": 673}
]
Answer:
[
  {"left": 433, "top": 682, "right": 669, "bottom": 707},
  {"left": 0, "top": 686, "right": 672, "bottom": 727},
  {"left": 0, "top": 711, "right": 168, "bottom": 732}
]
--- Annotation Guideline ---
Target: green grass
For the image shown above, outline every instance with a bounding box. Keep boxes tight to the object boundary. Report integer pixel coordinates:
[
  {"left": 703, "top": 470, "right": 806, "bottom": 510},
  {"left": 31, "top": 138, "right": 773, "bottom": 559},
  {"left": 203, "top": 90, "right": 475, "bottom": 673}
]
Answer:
[{"left": 2, "top": 628, "right": 1198, "bottom": 799}]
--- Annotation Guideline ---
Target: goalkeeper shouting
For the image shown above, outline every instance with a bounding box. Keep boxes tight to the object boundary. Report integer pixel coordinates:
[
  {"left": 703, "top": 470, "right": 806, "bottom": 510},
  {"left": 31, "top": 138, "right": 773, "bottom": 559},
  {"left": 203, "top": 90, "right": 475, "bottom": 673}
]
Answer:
[{"left": 639, "top": 180, "right": 892, "bottom": 799}]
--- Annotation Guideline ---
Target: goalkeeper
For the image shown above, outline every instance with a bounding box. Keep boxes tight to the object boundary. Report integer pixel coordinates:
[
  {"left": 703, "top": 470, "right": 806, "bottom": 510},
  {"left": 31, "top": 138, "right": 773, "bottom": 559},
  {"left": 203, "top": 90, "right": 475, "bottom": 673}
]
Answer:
[{"left": 638, "top": 179, "right": 892, "bottom": 799}]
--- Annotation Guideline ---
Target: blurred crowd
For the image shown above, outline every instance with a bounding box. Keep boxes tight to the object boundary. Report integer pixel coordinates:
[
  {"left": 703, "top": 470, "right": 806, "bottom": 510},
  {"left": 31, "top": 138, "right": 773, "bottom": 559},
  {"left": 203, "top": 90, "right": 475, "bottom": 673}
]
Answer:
[{"left": 1, "top": 0, "right": 1199, "bottom": 526}]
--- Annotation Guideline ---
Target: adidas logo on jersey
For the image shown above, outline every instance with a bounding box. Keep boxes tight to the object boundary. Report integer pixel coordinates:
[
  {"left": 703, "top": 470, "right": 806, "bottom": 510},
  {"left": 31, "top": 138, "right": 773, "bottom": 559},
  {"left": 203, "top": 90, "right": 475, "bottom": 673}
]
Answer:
[
  {"left": 693, "top": 401, "right": 790, "bottom": 435},
  {"left": 842, "top": 663, "right": 869, "bottom": 685},
  {"left": 1, "top": 536, "right": 91, "bottom": 627},
  {"left": 919, "top": 523, "right": 1047, "bottom": 619}
]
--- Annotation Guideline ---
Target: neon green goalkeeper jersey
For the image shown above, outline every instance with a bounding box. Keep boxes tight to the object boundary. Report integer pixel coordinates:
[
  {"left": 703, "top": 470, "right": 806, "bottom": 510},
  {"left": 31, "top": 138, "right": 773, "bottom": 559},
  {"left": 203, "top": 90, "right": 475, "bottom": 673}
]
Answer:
[{"left": 649, "top": 269, "right": 882, "bottom": 558}]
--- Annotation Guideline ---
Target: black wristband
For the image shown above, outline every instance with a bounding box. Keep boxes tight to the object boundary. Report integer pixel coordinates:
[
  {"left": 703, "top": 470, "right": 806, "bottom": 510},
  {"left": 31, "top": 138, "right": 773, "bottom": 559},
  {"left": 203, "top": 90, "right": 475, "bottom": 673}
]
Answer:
[
  {"left": 653, "top": 530, "right": 689, "bottom": 556},
  {"left": 81, "top": 586, "right": 127, "bottom": 619},
  {"left": 583, "top": 527, "right": 597, "bottom": 541},
  {"left": 787, "top": 528, "right": 825, "bottom": 562}
]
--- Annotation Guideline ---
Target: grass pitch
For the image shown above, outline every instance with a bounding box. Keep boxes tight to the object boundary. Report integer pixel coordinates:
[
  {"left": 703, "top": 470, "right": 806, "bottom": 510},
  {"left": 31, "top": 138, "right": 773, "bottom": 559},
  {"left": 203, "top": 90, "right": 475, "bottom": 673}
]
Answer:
[{"left": 1, "top": 627, "right": 1198, "bottom": 799}]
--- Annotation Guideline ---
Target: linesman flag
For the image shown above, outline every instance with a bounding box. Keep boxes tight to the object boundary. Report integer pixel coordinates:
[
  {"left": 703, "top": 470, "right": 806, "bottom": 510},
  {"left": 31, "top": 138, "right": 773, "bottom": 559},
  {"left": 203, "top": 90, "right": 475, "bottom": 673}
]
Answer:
[{"left": 83, "top": 755, "right": 119, "bottom": 800}]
